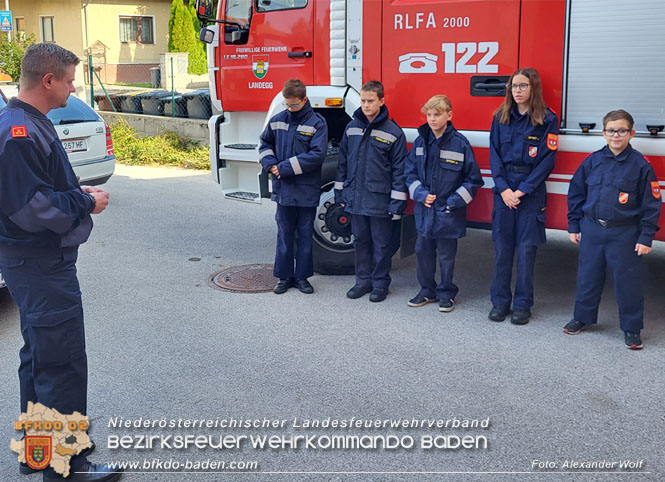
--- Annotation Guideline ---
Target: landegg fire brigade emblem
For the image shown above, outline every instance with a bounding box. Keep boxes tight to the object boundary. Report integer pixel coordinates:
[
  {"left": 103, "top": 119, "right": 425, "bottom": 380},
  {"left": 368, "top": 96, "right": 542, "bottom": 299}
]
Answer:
[
  {"left": 252, "top": 55, "right": 269, "bottom": 79},
  {"left": 25, "top": 436, "right": 52, "bottom": 470}
]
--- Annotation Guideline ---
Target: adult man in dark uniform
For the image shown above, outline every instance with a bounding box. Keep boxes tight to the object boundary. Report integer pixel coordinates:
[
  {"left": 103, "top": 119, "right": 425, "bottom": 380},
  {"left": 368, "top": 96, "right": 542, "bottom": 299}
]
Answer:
[{"left": 0, "top": 43, "right": 122, "bottom": 481}]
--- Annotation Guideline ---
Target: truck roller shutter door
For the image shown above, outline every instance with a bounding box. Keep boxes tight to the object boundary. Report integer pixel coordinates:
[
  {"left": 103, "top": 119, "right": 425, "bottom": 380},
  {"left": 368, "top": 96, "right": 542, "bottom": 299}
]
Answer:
[{"left": 563, "top": 0, "right": 665, "bottom": 134}]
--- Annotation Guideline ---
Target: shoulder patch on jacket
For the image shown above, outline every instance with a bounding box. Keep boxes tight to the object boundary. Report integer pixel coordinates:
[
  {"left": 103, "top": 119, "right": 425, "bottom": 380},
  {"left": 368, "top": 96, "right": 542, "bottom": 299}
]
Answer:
[
  {"left": 547, "top": 133, "right": 558, "bottom": 151},
  {"left": 651, "top": 181, "right": 661, "bottom": 199},
  {"left": 11, "top": 126, "right": 27, "bottom": 138}
]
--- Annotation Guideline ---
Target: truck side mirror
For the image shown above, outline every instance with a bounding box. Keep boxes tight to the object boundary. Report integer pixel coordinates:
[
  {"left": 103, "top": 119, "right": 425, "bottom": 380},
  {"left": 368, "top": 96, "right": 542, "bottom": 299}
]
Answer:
[
  {"left": 195, "top": 0, "right": 213, "bottom": 20},
  {"left": 199, "top": 27, "right": 215, "bottom": 44}
]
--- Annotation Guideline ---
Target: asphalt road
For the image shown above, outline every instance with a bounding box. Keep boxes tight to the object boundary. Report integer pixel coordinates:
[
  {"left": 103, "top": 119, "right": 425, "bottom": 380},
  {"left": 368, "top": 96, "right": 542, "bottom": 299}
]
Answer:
[{"left": 1, "top": 164, "right": 664, "bottom": 482}]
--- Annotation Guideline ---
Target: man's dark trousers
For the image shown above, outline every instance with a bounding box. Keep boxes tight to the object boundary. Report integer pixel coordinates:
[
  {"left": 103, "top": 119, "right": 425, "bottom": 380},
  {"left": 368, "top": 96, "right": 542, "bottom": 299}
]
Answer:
[{"left": 274, "top": 204, "right": 316, "bottom": 280}]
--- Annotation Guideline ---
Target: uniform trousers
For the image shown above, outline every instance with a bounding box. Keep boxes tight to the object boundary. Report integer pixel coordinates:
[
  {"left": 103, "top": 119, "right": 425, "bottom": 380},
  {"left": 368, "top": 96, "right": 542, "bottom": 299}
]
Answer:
[
  {"left": 351, "top": 214, "right": 393, "bottom": 290},
  {"left": 490, "top": 194, "right": 545, "bottom": 311},
  {"left": 274, "top": 204, "right": 316, "bottom": 280},
  {"left": 0, "top": 248, "right": 88, "bottom": 474},
  {"left": 415, "top": 235, "right": 459, "bottom": 301},
  {"left": 573, "top": 217, "right": 644, "bottom": 333}
]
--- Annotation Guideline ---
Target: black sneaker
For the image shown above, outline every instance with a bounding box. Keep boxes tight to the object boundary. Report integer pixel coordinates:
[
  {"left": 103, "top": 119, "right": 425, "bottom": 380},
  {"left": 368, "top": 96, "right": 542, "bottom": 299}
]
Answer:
[
  {"left": 511, "top": 310, "right": 531, "bottom": 325},
  {"left": 624, "top": 332, "right": 643, "bottom": 350},
  {"left": 346, "top": 285, "right": 372, "bottom": 299},
  {"left": 273, "top": 278, "right": 294, "bottom": 294},
  {"left": 369, "top": 288, "right": 388, "bottom": 302},
  {"left": 407, "top": 294, "right": 438, "bottom": 307},
  {"left": 488, "top": 306, "right": 510, "bottom": 322},
  {"left": 563, "top": 320, "right": 586, "bottom": 335},
  {"left": 438, "top": 299, "right": 455, "bottom": 312},
  {"left": 296, "top": 279, "right": 314, "bottom": 294}
]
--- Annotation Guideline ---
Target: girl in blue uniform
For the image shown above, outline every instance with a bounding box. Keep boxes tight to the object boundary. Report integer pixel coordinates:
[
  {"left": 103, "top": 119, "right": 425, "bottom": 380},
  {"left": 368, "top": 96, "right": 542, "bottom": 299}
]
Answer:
[{"left": 488, "top": 68, "right": 559, "bottom": 325}]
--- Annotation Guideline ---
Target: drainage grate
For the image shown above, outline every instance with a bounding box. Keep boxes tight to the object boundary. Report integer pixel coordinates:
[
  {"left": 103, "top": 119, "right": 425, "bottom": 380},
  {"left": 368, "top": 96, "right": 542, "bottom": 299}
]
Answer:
[{"left": 209, "top": 264, "right": 275, "bottom": 293}]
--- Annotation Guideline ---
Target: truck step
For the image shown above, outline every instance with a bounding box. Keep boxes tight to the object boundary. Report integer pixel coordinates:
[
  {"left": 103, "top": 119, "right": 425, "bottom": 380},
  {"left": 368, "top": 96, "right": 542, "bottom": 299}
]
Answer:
[
  {"left": 224, "top": 143, "right": 257, "bottom": 150},
  {"left": 226, "top": 191, "right": 259, "bottom": 201}
]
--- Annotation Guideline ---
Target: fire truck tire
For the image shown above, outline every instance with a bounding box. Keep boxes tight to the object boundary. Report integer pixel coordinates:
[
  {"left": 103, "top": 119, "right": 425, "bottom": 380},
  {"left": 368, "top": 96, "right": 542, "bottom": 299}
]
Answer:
[{"left": 312, "top": 240, "right": 355, "bottom": 275}]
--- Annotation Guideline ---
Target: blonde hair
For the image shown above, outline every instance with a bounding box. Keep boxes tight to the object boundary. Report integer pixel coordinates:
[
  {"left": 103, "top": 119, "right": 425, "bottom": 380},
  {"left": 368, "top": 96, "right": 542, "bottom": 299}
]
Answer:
[{"left": 421, "top": 95, "right": 452, "bottom": 114}]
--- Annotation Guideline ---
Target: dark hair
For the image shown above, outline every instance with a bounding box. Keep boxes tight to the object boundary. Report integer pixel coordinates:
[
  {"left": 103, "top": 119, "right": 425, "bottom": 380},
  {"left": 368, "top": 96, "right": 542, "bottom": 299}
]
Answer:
[
  {"left": 603, "top": 109, "right": 634, "bottom": 130},
  {"left": 20, "top": 43, "right": 80, "bottom": 89},
  {"left": 494, "top": 67, "right": 547, "bottom": 126},
  {"left": 361, "top": 80, "right": 384, "bottom": 99},
  {"left": 282, "top": 79, "right": 306, "bottom": 100}
]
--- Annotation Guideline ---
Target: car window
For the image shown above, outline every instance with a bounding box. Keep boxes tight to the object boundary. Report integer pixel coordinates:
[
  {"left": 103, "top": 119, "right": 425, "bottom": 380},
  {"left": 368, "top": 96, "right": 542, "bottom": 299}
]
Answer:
[
  {"left": 0, "top": 93, "right": 7, "bottom": 110},
  {"left": 47, "top": 96, "right": 101, "bottom": 125}
]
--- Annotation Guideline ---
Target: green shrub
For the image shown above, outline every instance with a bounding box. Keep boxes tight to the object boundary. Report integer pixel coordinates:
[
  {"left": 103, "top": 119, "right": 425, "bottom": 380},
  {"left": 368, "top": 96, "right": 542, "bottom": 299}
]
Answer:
[
  {"left": 168, "top": 0, "right": 207, "bottom": 75},
  {"left": 110, "top": 120, "right": 210, "bottom": 170},
  {"left": 0, "top": 33, "right": 36, "bottom": 81}
]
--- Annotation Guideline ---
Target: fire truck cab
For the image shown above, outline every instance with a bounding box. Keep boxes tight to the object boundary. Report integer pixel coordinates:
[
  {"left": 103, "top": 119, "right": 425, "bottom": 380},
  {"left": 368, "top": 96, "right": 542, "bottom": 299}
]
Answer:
[{"left": 196, "top": 0, "right": 665, "bottom": 274}]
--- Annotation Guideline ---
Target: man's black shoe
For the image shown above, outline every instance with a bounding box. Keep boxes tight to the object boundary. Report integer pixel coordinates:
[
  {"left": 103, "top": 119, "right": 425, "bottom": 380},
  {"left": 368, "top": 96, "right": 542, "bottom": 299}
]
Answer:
[
  {"left": 273, "top": 278, "right": 294, "bottom": 294},
  {"left": 511, "top": 310, "right": 531, "bottom": 325},
  {"left": 346, "top": 285, "right": 372, "bottom": 299},
  {"left": 625, "top": 332, "right": 644, "bottom": 350},
  {"left": 21, "top": 440, "right": 96, "bottom": 474},
  {"left": 296, "top": 279, "right": 314, "bottom": 294},
  {"left": 407, "top": 294, "right": 438, "bottom": 307},
  {"left": 42, "top": 462, "right": 123, "bottom": 482},
  {"left": 563, "top": 320, "right": 586, "bottom": 335},
  {"left": 438, "top": 299, "right": 455, "bottom": 313},
  {"left": 488, "top": 306, "right": 510, "bottom": 322},
  {"left": 369, "top": 288, "right": 388, "bottom": 303}
]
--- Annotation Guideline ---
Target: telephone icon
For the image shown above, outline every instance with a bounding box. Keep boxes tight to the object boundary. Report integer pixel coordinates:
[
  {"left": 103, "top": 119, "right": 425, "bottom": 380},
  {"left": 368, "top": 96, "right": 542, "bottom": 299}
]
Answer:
[{"left": 398, "top": 53, "right": 438, "bottom": 74}]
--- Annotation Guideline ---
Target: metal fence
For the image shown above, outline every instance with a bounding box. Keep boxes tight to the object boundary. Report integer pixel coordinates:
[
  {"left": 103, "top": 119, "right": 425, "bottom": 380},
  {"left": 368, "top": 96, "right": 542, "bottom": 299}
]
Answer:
[{"left": 86, "top": 54, "right": 212, "bottom": 120}]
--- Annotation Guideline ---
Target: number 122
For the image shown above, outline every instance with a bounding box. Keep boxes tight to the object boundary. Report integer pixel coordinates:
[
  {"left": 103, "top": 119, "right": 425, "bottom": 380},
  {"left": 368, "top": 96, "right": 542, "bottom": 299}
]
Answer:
[{"left": 441, "top": 42, "right": 499, "bottom": 73}]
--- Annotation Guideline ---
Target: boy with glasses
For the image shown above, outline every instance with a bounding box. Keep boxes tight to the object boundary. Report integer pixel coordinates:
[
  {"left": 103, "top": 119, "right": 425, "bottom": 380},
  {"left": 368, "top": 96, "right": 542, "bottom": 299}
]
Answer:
[
  {"left": 259, "top": 79, "right": 328, "bottom": 294},
  {"left": 565, "top": 110, "right": 661, "bottom": 349}
]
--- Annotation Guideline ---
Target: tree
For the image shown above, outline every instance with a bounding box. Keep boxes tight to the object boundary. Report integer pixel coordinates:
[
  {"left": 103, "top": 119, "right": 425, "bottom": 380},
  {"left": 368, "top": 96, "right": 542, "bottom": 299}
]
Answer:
[
  {"left": 0, "top": 33, "right": 36, "bottom": 81},
  {"left": 168, "top": 0, "right": 206, "bottom": 74},
  {"left": 188, "top": 2, "right": 207, "bottom": 59}
]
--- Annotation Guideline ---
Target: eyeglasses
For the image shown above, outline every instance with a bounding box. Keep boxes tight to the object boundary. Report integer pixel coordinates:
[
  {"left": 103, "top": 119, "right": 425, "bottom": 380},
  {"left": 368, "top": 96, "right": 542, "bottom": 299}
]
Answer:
[
  {"left": 282, "top": 100, "right": 303, "bottom": 109},
  {"left": 603, "top": 128, "right": 631, "bottom": 137},
  {"left": 508, "top": 83, "right": 530, "bottom": 92}
]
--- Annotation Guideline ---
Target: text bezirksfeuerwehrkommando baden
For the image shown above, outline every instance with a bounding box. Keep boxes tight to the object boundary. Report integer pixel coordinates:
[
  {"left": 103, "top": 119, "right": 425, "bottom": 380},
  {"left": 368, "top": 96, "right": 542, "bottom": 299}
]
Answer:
[{"left": 108, "top": 416, "right": 490, "bottom": 430}]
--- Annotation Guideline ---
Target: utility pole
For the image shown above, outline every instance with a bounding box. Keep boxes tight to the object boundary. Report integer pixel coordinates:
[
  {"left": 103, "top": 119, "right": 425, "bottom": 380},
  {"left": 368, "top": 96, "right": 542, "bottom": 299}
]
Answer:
[{"left": 4, "top": 0, "right": 11, "bottom": 42}]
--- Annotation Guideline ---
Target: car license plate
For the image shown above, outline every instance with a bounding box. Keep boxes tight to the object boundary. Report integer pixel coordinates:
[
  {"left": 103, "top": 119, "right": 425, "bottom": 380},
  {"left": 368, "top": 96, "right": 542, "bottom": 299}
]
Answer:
[{"left": 62, "top": 138, "right": 87, "bottom": 153}]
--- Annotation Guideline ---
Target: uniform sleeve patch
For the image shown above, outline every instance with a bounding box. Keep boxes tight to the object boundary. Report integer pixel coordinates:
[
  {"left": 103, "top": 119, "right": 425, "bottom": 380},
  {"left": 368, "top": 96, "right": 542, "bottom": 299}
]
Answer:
[
  {"left": 651, "top": 181, "right": 661, "bottom": 199},
  {"left": 11, "top": 126, "right": 27, "bottom": 138},
  {"left": 547, "top": 133, "right": 558, "bottom": 151}
]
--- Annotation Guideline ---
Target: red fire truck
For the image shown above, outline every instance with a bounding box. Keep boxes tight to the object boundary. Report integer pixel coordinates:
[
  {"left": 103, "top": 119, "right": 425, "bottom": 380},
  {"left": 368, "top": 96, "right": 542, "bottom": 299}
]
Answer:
[{"left": 195, "top": 0, "right": 665, "bottom": 274}]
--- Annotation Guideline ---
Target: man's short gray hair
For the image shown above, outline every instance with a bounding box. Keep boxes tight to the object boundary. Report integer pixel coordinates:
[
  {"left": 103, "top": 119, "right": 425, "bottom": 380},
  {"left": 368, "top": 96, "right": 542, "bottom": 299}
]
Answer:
[{"left": 20, "top": 43, "right": 80, "bottom": 89}]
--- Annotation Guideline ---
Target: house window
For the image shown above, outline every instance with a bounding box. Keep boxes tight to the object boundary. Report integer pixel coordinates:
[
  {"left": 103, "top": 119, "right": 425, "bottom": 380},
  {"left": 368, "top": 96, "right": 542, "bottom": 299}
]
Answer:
[
  {"left": 40, "top": 16, "right": 55, "bottom": 43},
  {"left": 15, "top": 17, "right": 25, "bottom": 41},
  {"left": 119, "top": 16, "right": 154, "bottom": 44}
]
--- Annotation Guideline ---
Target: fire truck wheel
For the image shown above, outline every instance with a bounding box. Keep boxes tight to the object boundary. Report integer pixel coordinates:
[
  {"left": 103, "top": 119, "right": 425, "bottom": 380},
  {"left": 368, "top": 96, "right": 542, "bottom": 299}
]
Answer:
[{"left": 312, "top": 183, "right": 355, "bottom": 275}]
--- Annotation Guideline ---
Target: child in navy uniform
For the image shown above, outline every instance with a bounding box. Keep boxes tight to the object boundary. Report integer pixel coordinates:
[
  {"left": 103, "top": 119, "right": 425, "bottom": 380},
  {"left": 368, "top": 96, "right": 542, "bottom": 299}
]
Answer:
[
  {"left": 334, "top": 80, "right": 407, "bottom": 302},
  {"left": 405, "top": 95, "right": 482, "bottom": 312},
  {"left": 259, "top": 79, "right": 328, "bottom": 294},
  {"left": 565, "top": 110, "right": 661, "bottom": 349}
]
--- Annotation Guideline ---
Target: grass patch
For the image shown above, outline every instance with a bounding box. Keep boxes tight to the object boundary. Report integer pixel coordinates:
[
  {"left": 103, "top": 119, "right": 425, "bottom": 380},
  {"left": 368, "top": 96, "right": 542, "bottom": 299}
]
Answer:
[
  {"left": 110, "top": 120, "right": 209, "bottom": 170},
  {"left": 115, "top": 82, "right": 153, "bottom": 88}
]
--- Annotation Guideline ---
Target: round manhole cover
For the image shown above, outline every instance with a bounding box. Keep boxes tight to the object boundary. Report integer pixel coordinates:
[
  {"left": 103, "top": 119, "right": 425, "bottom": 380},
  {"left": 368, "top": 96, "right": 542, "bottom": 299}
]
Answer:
[{"left": 209, "top": 264, "right": 275, "bottom": 293}]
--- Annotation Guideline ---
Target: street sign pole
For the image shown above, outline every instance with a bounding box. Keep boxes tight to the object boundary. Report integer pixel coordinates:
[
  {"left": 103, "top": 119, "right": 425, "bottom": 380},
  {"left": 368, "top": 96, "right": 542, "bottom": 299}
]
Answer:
[{"left": 3, "top": 1, "right": 10, "bottom": 42}]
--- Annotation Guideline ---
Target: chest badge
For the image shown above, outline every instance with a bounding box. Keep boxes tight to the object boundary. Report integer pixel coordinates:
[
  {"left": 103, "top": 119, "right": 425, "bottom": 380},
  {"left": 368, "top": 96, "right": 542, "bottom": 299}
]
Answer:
[
  {"left": 528, "top": 146, "right": 538, "bottom": 158},
  {"left": 618, "top": 192, "right": 629, "bottom": 204},
  {"left": 651, "top": 181, "right": 661, "bottom": 199},
  {"left": 11, "top": 125, "right": 27, "bottom": 138}
]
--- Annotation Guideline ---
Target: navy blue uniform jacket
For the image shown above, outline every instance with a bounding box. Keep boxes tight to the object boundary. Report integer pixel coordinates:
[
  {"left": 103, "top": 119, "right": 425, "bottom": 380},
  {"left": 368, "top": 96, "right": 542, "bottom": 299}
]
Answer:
[
  {"left": 490, "top": 107, "right": 558, "bottom": 197},
  {"left": 567, "top": 144, "right": 661, "bottom": 246},
  {"left": 405, "top": 122, "right": 483, "bottom": 239},
  {"left": 259, "top": 100, "right": 328, "bottom": 207},
  {"left": 0, "top": 99, "right": 94, "bottom": 254},
  {"left": 334, "top": 105, "right": 407, "bottom": 217}
]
